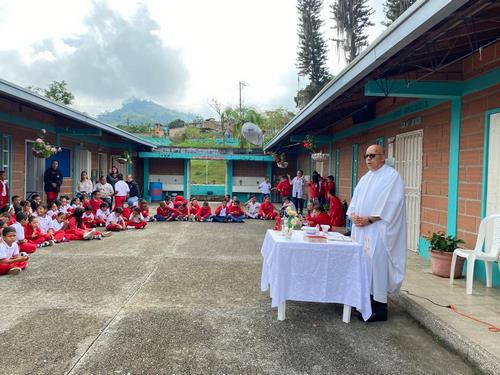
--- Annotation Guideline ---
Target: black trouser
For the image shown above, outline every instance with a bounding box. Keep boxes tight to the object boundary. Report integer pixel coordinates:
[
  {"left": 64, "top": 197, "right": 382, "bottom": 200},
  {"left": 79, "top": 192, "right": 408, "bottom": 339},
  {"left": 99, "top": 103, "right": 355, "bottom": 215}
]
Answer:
[{"left": 292, "top": 197, "right": 304, "bottom": 214}]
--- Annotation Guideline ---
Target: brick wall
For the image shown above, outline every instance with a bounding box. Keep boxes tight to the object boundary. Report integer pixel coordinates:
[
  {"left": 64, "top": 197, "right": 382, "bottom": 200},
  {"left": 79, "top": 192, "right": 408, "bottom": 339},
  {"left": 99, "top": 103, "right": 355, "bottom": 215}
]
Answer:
[
  {"left": 233, "top": 160, "right": 266, "bottom": 177},
  {"left": 149, "top": 158, "right": 184, "bottom": 175}
]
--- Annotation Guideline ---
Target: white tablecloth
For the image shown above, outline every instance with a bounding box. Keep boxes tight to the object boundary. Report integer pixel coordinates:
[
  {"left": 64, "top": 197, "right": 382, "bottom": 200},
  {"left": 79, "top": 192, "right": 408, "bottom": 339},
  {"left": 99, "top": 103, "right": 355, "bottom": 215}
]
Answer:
[{"left": 261, "top": 229, "right": 372, "bottom": 321}]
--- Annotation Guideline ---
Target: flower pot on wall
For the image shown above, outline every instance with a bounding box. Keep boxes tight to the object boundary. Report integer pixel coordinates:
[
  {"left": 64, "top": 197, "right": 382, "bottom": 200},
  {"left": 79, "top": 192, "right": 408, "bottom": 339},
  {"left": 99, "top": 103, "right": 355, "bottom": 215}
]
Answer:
[
  {"left": 429, "top": 250, "right": 465, "bottom": 278},
  {"left": 277, "top": 161, "right": 288, "bottom": 168},
  {"left": 311, "top": 153, "right": 329, "bottom": 161}
]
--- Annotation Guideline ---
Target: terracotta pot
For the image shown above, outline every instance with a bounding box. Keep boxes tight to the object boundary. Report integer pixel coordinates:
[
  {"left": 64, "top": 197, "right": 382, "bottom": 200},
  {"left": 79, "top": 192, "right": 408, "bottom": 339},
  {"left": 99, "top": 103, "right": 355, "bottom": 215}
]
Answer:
[{"left": 429, "top": 250, "right": 465, "bottom": 278}]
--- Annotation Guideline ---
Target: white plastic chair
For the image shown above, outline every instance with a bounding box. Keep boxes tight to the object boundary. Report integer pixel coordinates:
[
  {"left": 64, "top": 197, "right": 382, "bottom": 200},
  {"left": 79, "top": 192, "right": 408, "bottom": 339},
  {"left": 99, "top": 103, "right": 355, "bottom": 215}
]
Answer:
[{"left": 450, "top": 214, "right": 500, "bottom": 294}]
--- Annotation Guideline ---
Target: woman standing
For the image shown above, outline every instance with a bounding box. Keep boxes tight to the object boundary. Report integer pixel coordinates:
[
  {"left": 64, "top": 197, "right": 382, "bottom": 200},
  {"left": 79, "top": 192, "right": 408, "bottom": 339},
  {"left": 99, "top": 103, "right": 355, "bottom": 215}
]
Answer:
[
  {"left": 106, "top": 166, "right": 120, "bottom": 190},
  {"left": 289, "top": 170, "right": 305, "bottom": 215},
  {"left": 77, "top": 171, "right": 93, "bottom": 199}
]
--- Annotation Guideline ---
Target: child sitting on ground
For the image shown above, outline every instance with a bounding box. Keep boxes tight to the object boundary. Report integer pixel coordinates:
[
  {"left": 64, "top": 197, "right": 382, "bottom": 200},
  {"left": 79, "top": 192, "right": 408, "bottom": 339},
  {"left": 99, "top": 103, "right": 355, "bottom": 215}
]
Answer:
[
  {"left": 127, "top": 207, "right": 147, "bottom": 229},
  {"left": 30, "top": 194, "right": 42, "bottom": 213},
  {"left": 106, "top": 207, "right": 127, "bottom": 231},
  {"left": 89, "top": 191, "right": 103, "bottom": 214},
  {"left": 258, "top": 195, "right": 277, "bottom": 220},
  {"left": 66, "top": 207, "right": 101, "bottom": 240},
  {"left": 228, "top": 200, "right": 245, "bottom": 223},
  {"left": 154, "top": 201, "right": 169, "bottom": 222},
  {"left": 35, "top": 204, "right": 63, "bottom": 243},
  {"left": 164, "top": 196, "right": 179, "bottom": 221},
  {"left": 304, "top": 201, "right": 315, "bottom": 222},
  {"left": 11, "top": 212, "right": 37, "bottom": 253},
  {"left": 48, "top": 212, "right": 69, "bottom": 242},
  {"left": 307, "top": 206, "right": 331, "bottom": 231},
  {"left": 245, "top": 195, "right": 260, "bottom": 219},
  {"left": 25, "top": 216, "right": 53, "bottom": 247},
  {"left": 213, "top": 199, "right": 230, "bottom": 223},
  {"left": 176, "top": 203, "right": 189, "bottom": 221},
  {"left": 47, "top": 201, "right": 59, "bottom": 219},
  {"left": 196, "top": 201, "right": 212, "bottom": 222},
  {"left": 95, "top": 202, "right": 109, "bottom": 227},
  {"left": 82, "top": 206, "right": 97, "bottom": 228},
  {"left": 0, "top": 226, "right": 29, "bottom": 276},
  {"left": 188, "top": 198, "right": 200, "bottom": 222},
  {"left": 60, "top": 196, "right": 72, "bottom": 214},
  {"left": 174, "top": 195, "right": 188, "bottom": 208},
  {"left": 139, "top": 200, "right": 155, "bottom": 222},
  {"left": 280, "top": 197, "right": 296, "bottom": 217},
  {"left": 20, "top": 200, "right": 33, "bottom": 218}
]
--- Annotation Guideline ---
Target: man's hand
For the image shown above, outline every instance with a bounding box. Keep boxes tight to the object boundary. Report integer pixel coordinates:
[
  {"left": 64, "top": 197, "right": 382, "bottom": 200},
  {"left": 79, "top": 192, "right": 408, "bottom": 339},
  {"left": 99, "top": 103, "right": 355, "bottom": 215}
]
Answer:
[{"left": 352, "top": 214, "right": 370, "bottom": 227}]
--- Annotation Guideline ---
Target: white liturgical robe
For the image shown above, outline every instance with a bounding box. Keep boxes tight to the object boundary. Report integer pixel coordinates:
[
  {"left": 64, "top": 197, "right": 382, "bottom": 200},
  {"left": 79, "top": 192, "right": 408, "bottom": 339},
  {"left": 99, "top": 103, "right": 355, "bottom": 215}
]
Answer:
[{"left": 347, "top": 164, "right": 407, "bottom": 302}]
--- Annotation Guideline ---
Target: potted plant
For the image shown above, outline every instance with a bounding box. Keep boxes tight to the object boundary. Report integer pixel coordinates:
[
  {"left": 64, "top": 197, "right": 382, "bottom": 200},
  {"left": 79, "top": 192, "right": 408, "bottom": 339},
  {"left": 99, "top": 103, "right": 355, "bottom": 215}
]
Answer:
[
  {"left": 426, "top": 232, "right": 465, "bottom": 278},
  {"left": 303, "top": 135, "right": 328, "bottom": 161},
  {"left": 117, "top": 150, "right": 132, "bottom": 164},
  {"left": 273, "top": 152, "right": 288, "bottom": 168},
  {"left": 32, "top": 129, "right": 62, "bottom": 158}
]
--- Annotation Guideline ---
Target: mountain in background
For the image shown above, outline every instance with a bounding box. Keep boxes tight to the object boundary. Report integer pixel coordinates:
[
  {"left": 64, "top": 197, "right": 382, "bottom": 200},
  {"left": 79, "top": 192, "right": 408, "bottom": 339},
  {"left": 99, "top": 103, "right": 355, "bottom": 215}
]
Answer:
[{"left": 97, "top": 97, "right": 201, "bottom": 126}]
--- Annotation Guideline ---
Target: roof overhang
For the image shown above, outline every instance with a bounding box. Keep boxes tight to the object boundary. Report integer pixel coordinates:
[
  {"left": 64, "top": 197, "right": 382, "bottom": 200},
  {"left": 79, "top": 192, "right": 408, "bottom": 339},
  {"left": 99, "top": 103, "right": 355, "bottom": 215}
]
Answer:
[
  {"left": 264, "top": 0, "right": 469, "bottom": 151},
  {"left": 0, "top": 78, "right": 157, "bottom": 148}
]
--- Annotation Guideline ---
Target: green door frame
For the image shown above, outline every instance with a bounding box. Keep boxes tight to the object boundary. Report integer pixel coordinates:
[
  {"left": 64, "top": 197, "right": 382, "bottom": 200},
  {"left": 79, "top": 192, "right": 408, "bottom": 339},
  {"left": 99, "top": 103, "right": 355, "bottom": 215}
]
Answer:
[{"left": 351, "top": 144, "right": 359, "bottom": 197}]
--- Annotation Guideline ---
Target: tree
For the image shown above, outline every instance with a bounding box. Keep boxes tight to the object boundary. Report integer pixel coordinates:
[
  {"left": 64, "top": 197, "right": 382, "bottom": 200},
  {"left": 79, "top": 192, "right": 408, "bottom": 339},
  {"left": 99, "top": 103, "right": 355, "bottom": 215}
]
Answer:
[
  {"left": 295, "top": 82, "right": 324, "bottom": 110},
  {"left": 223, "top": 106, "right": 264, "bottom": 148},
  {"left": 331, "top": 0, "right": 374, "bottom": 63},
  {"left": 167, "top": 119, "right": 186, "bottom": 129},
  {"left": 296, "top": 0, "right": 330, "bottom": 109},
  {"left": 28, "top": 80, "right": 75, "bottom": 105},
  {"left": 382, "top": 0, "right": 416, "bottom": 27},
  {"left": 261, "top": 108, "right": 295, "bottom": 143}
]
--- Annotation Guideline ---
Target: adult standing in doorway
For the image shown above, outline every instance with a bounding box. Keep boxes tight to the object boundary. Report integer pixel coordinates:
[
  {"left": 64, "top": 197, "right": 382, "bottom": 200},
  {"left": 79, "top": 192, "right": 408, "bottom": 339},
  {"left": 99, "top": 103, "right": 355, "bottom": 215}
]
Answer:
[
  {"left": 126, "top": 174, "right": 140, "bottom": 207},
  {"left": 289, "top": 170, "right": 305, "bottom": 215},
  {"left": 106, "top": 166, "right": 120, "bottom": 190},
  {"left": 44, "top": 160, "right": 63, "bottom": 204},
  {"left": 347, "top": 144, "right": 407, "bottom": 322}
]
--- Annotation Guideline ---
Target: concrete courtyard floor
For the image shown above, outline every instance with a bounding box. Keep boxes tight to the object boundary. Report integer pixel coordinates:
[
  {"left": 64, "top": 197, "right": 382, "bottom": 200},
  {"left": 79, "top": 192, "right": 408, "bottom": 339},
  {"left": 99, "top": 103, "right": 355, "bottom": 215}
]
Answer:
[{"left": 0, "top": 220, "right": 477, "bottom": 375}]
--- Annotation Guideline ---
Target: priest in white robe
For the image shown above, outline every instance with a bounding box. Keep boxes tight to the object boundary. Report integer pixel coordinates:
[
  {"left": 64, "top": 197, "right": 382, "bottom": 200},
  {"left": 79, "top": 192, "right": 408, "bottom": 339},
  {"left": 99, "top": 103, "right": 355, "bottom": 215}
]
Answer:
[{"left": 347, "top": 144, "right": 407, "bottom": 322}]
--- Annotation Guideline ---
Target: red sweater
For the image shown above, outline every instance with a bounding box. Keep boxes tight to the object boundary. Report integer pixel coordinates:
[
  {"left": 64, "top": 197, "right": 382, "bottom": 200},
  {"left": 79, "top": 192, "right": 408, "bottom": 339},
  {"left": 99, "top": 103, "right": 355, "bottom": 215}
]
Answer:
[
  {"left": 215, "top": 205, "right": 229, "bottom": 216},
  {"left": 140, "top": 207, "right": 150, "bottom": 217},
  {"left": 174, "top": 196, "right": 188, "bottom": 207},
  {"left": 177, "top": 206, "right": 188, "bottom": 216},
  {"left": 188, "top": 203, "right": 200, "bottom": 215},
  {"left": 196, "top": 206, "right": 212, "bottom": 220},
  {"left": 156, "top": 206, "right": 169, "bottom": 217},
  {"left": 68, "top": 216, "right": 88, "bottom": 231},
  {"left": 308, "top": 212, "right": 331, "bottom": 230},
  {"left": 259, "top": 201, "right": 275, "bottom": 216},
  {"left": 89, "top": 198, "right": 103, "bottom": 214},
  {"left": 229, "top": 205, "right": 244, "bottom": 217},
  {"left": 308, "top": 182, "right": 320, "bottom": 199},
  {"left": 276, "top": 180, "right": 291, "bottom": 197},
  {"left": 24, "top": 225, "right": 43, "bottom": 239},
  {"left": 329, "top": 196, "right": 345, "bottom": 227}
]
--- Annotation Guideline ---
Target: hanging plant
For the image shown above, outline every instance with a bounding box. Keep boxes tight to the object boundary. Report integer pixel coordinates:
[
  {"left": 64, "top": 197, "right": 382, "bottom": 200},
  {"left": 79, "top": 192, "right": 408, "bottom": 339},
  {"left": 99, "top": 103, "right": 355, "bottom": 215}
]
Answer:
[
  {"left": 273, "top": 152, "right": 288, "bottom": 168},
  {"left": 302, "top": 135, "right": 316, "bottom": 153},
  {"left": 117, "top": 150, "right": 132, "bottom": 165},
  {"left": 32, "top": 129, "right": 62, "bottom": 158}
]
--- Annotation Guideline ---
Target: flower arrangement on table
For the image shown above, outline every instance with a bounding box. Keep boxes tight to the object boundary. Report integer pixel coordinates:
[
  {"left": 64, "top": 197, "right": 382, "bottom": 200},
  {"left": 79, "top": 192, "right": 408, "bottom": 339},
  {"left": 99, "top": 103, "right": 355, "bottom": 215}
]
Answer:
[
  {"left": 32, "top": 129, "right": 62, "bottom": 158},
  {"left": 283, "top": 207, "right": 301, "bottom": 238},
  {"left": 273, "top": 152, "right": 288, "bottom": 168}
]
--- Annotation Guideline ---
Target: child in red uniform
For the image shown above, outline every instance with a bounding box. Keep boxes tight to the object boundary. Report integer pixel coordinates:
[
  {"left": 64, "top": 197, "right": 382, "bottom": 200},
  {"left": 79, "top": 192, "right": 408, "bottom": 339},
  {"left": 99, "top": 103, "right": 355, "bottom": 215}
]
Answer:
[
  {"left": 48, "top": 212, "right": 70, "bottom": 242},
  {"left": 25, "top": 216, "right": 53, "bottom": 247},
  {"left": 139, "top": 200, "right": 155, "bottom": 221},
  {"left": 66, "top": 207, "right": 100, "bottom": 240},
  {"left": 174, "top": 195, "right": 188, "bottom": 208},
  {"left": 305, "top": 201, "right": 315, "bottom": 222},
  {"left": 0, "top": 226, "right": 29, "bottom": 276},
  {"left": 307, "top": 206, "right": 331, "bottom": 231},
  {"left": 154, "top": 201, "right": 169, "bottom": 222},
  {"left": 127, "top": 207, "right": 147, "bottom": 229},
  {"left": 121, "top": 203, "right": 132, "bottom": 225},
  {"left": 47, "top": 201, "right": 59, "bottom": 219},
  {"left": 188, "top": 198, "right": 200, "bottom": 222},
  {"left": 213, "top": 200, "right": 230, "bottom": 223},
  {"left": 106, "top": 207, "right": 127, "bottom": 231},
  {"left": 21, "top": 200, "right": 33, "bottom": 218},
  {"left": 82, "top": 206, "right": 97, "bottom": 228},
  {"left": 326, "top": 176, "right": 335, "bottom": 199},
  {"left": 328, "top": 189, "right": 345, "bottom": 227},
  {"left": 0, "top": 170, "right": 9, "bottom": 210},
  {"left": 95, "top": 202, "right": 109, "bottom": 227},
  {"left": 89, "top": 191, "right": 103, "bottom": 214},
  {"left": 11, "top": 213, "right": 37, "bottom": 253},
  {"left": 227, "top": 196, "right": 238, "bottom": 211},
  {"left": 258, "top": 196, "right": 277, "bottom": 220},
  {"left": 308, "top": 174, "right": 321, "bottom": 205},
  {"left": 228, "top": 200, "right": 245, "bottom": 223},
  {"left": 196, "top": 201, "right": 212, "bottom": 222},
  {"left": 272, "top": 175, "right": 292, "bottom": 202},
  {"left": 176, "top": 203, "right": 189, "bottom": 221},
  {"left": 164, "top": 196, "right": 179, "bottom": 221}
]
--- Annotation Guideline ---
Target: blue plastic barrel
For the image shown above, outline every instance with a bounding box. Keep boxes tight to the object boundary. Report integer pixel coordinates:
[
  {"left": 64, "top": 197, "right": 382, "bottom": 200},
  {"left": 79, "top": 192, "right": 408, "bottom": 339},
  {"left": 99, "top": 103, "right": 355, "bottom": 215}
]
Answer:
[{"left": 149, "top": 181, "right": 163, "bottom": 201}]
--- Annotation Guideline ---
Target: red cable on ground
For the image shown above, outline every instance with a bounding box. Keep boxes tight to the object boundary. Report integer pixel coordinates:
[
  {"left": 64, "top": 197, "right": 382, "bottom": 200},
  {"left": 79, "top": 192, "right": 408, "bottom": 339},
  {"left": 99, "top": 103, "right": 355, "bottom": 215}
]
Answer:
[{"left": 449, "top": 304, "right": 500, "bottom": 333}]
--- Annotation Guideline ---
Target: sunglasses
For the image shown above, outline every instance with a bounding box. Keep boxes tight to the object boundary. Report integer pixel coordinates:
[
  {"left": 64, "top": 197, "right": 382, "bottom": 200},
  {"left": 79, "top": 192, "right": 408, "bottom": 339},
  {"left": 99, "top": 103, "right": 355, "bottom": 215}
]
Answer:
[{"left": 363, "top": 153, "right": 383, "bottom": 159}]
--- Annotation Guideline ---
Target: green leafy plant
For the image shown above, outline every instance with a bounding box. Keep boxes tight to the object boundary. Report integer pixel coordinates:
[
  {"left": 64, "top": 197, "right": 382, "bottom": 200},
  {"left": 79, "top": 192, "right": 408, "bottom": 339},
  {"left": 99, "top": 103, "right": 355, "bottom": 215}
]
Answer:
[
  {"left": 118, "top": 150, "right": 132, "bottom": 165},
  {"left": 32, "top": 129, "right": 62, "bottom": 158},
  {"left": 426, "top": 232, "right": 464, "bottom": 253}
]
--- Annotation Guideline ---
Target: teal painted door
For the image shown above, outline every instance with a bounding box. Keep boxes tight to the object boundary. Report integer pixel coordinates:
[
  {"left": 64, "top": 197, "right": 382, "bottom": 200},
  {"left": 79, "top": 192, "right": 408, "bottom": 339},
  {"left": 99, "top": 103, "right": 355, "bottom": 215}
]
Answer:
[{"left": 351, "top": 144, "right": 358, "bottom": 197}]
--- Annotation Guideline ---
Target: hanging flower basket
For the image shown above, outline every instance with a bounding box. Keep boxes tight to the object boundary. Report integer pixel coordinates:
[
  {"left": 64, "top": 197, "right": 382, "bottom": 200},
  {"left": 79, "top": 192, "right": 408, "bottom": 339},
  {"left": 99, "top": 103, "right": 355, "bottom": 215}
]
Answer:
[
  {"left": 302, "top": 135, "right": 316, "bottom": 153},
  {"left": 311, "top": 152, "right": 329, "bottom": 161},
  {"left": 277, "top": 161, "right": 288, "bottom": 168},
  {"left": 118, "top": 151, "right": 132, "bottom": 165},
  {"left": 32, "top": 129, "right": 62, "bottom": 158}
]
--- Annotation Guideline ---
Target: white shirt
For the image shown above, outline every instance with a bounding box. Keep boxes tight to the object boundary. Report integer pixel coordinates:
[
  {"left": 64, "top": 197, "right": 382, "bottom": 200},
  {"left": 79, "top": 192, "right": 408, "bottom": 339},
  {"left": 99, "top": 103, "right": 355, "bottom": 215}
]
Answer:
[
  {"left": 218, "top": 207, "right": 227, "bottom": 216},
  {"left": 96, "top": 208, "right": 109, "bottom": 220},
  {"left": 106, "top": 212, "right": 123, "bottom": 225},
  {"left": 11, "top": 222, "right": 25, "bottom": 242},
  {"left": 0, "top": 241, "right": 19, "bottom": 259},
  {"left": 95, "top": 182, "right": 114, "bottom": 198},
  {"left": 47, "top": 210, "right": 59, "bottom": 219},
  {"left": 258, "top": 181, "right": 271, "bottom": 195},
  {"left": 60, "top": 204, "right": 71, "bottom": 214},
  {"left": 129, "top": 213, "right": 145, "bottom": 223},
  {"left": 82, "top": 212, "right": 94, "bottom": 220},
  {"left": 347, "top": 164, "right": 407, "bottom": 297},
  {"left": 291, "top": 176, "right": 305, "bottom": 199},
  {"left": 77, "top": 179, "right": 93, "bottom": 193},
  {"left": 49, "top": 219, "right": 64, "bottom": 232},
  {"left": 37, "top": 214, "right": 51, "bottom": 233},
  {"left": 246, "top": 201, "right": 260, "bottom": 215},
  {"left": 114, "top": 180, "right": 130, "bottom": 197}
]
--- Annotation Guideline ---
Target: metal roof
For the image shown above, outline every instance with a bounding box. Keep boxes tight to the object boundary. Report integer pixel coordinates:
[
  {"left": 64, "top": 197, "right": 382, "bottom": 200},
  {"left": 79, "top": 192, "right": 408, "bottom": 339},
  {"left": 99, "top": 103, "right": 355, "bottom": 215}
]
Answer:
[
  {"left": 0, "top": 78, "right": 157, "bottom": 148},
  {"left": 264, "top": 0, "right": 470, "bottom": 151}
]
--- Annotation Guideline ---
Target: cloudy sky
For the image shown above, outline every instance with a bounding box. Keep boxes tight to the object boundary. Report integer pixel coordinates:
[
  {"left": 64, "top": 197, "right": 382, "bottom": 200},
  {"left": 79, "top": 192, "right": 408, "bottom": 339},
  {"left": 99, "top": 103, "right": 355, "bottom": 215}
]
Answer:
[{"left": 0, "top": 0, "right": 385, "bottom": 117}]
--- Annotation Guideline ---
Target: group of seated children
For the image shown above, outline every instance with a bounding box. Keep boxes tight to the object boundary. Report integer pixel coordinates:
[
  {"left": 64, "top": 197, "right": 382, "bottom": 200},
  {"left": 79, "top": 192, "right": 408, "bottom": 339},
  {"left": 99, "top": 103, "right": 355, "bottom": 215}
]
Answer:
[
  {"left": 154, "top": 194, "right": 279, "bottom": 223},
  {"left": 299, "top": 188, "right": 346, "bottom": 231},
  {"left": 0, "top": 191, "right": 158, "bottom": 276}
]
